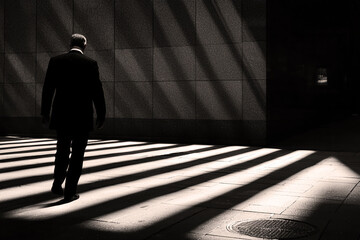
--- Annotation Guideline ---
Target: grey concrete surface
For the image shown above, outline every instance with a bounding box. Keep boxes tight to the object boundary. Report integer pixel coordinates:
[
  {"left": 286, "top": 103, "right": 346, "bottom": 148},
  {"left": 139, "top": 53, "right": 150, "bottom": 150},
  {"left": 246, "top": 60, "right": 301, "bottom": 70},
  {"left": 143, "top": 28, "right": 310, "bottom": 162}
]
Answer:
[{"left": 2, "top": 118, "right": 360, "bottom": 239}]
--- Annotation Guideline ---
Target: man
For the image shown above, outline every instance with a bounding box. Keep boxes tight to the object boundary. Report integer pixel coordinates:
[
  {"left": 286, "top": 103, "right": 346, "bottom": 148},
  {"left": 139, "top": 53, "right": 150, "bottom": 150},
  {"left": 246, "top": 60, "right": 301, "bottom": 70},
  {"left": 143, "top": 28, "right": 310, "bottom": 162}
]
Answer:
[{"left": 41, "top": 34, "right": 106, "bottom": 203}]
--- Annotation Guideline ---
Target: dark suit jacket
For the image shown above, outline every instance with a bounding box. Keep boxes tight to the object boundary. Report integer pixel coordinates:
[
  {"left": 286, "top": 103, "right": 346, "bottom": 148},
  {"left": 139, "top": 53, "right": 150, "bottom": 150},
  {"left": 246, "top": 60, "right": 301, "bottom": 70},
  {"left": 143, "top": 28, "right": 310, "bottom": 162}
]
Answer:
[{"left": 41, "top": 50, "right": 106, "bottom": 132}]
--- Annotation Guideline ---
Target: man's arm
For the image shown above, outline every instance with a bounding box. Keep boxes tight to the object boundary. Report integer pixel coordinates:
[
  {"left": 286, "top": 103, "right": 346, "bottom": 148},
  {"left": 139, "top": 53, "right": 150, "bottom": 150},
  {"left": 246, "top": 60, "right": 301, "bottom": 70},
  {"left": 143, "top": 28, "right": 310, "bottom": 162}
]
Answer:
[
  {"left": 41, "top": 58, "right": 56, "bottom": 125},
  {"left": 92, "top": 62, "right": 106, "bottom": 129}
]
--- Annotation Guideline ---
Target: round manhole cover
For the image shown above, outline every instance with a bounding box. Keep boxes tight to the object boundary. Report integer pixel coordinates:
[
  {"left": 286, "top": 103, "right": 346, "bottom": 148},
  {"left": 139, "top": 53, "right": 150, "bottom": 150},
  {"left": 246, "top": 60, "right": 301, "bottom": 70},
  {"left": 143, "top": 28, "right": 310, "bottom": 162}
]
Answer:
[{"left": 227, "top": 218, "right": 316, "bottom": 239}]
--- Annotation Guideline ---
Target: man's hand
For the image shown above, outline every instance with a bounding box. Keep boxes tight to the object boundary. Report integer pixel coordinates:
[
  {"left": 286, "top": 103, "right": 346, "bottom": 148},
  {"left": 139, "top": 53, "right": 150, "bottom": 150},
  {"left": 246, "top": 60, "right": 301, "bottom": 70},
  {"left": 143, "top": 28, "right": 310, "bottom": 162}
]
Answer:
[
  {"left": 96, "top": 118, "right": 105, "bottom": 129},
  {"left": 42, "top": 115, "right": 50, "bottom": 127}
]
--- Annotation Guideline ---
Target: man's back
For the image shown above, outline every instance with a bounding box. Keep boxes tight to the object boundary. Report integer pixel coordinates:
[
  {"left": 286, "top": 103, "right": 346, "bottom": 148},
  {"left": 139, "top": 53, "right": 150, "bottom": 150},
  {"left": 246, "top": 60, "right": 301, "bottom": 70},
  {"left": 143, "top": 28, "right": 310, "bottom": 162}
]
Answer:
[{"left": 41, "top": 51, "right": 106, "bottom": 132}]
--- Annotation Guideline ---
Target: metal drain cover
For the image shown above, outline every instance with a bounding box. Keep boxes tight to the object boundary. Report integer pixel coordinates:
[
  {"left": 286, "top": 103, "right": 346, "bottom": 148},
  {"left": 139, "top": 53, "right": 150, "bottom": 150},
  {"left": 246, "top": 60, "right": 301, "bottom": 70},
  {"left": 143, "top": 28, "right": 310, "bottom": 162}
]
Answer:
[{"left": 227, "top": 218, "right": 316, "bottom": 239}]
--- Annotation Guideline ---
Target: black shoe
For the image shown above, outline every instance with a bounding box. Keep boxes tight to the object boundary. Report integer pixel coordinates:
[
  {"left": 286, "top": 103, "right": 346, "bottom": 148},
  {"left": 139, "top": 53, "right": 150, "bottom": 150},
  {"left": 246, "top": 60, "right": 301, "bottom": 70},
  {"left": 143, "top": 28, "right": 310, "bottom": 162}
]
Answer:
[
  {"left": 64, "top": 194, "right": 80, "bottom": 203},
  {"left": 51, "top": 185, "right": 64, "bottom": 195}
]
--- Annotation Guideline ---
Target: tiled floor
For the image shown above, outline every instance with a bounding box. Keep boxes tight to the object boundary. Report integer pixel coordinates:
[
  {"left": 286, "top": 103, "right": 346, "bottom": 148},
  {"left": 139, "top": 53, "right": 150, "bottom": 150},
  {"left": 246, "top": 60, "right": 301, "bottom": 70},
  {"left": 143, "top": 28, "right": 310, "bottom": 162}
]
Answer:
[{"left": 2, "top": 118, "right": 360, "bottom": 239}]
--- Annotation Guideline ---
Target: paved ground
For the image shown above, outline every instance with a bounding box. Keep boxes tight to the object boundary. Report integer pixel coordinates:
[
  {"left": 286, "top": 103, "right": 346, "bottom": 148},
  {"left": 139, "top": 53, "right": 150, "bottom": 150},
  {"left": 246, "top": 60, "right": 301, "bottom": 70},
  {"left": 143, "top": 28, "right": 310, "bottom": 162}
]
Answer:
[{"left": 2, "top": 118, "right": 360, "bottom": 239}]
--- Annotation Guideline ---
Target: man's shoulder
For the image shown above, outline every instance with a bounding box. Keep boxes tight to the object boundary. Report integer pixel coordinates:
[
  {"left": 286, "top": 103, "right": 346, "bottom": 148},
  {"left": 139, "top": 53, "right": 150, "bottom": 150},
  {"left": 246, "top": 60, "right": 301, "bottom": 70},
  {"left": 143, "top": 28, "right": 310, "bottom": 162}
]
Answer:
[
  {"left": 50, "top": 53, "right": 67, "bottom": 61},
  {"left": 51, "top": 52, "right": 97, "bottom": 64},
  {"left": 80, "top": 54, "right": 97, "bottom": 64}
]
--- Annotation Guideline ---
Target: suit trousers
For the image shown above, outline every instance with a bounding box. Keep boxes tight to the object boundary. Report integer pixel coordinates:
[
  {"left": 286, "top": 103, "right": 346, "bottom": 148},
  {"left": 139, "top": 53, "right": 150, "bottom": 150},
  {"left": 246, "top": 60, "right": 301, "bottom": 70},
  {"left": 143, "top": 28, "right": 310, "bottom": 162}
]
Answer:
[{"left": 53, "top": 130, "right": 88, "bottom": 198}]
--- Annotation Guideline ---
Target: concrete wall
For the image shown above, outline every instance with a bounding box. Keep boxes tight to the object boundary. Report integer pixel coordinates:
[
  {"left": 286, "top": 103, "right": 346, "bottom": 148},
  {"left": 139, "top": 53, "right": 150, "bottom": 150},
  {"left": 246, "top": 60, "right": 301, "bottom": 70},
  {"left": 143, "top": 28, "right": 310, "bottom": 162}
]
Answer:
[
  {"left": 0, "top": 0, "right": 266, "bottom": 145},
  {"left": 267, "top": 0, "right": 351, "bottom": 141}
]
